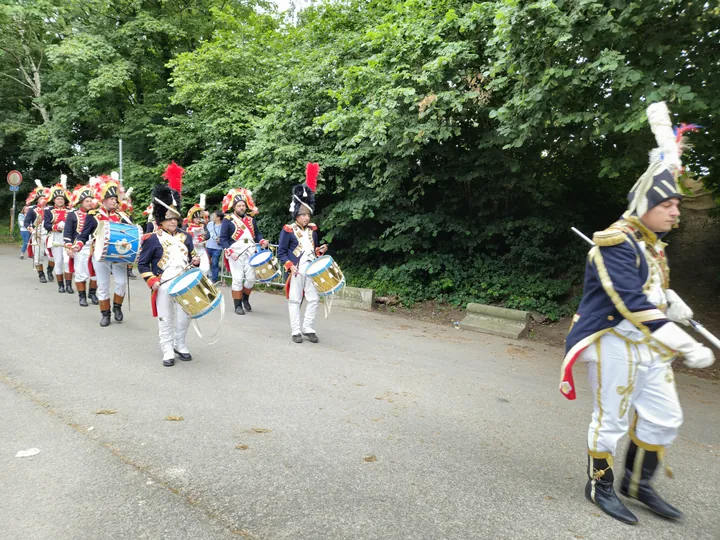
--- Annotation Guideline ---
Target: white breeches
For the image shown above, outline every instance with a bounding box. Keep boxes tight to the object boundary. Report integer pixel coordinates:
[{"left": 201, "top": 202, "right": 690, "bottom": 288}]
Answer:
[
  {"left": 156, "top": 282, "right": 191, "bottom": 360},
  {"left": 288, "top": 267, "right": 320, "bottom": 336},
  {"left": 196, "top": 247, "right": 210, "bottom": 275},
  {"left": 228, "top": 253, "right": 256, "bottom": 291},
  {"left": 50, "top": 233, "right": 70, "bottom": 274},
  {"left": 32, "top": 232, "right": 48, "bottom": 266},
  {"left": 74, "top": 245, "right": 93, "bottom": 283},
  {"left": 92, "top": 258, "right": 128, "bottom": 301},
  {"left": 580, "top": 321, "right": 683, "bottom": 455}
]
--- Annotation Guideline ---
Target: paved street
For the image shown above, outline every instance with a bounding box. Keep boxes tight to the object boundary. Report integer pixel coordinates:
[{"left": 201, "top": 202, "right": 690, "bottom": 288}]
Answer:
[{"left": 1, "top": 244, "right": 718, "bottom": 540}]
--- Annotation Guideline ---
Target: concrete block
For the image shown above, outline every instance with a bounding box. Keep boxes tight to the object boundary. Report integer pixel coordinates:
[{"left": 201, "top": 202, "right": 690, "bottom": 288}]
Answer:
[
  {"left": 323, "top": 286, "right": 375, "bottom": 312},
  {"left": 459, "top": 303, "right": 530, "bottom": 340}
]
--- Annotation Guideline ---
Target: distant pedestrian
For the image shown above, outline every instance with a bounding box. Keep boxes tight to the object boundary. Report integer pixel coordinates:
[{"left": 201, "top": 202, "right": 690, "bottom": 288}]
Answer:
[
  {"left": 18, "top": 205, "right": 30, "bottom": 259},
  {"left": 206, "top": 210, "right": 224, "bottom": 285}
]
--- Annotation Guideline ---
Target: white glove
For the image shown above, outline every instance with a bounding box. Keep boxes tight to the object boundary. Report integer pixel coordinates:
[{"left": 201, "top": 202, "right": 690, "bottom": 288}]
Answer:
[
  {"left": 665, "top": 289, "right": 693, "bottom": 326},
  {"left": 652, "top": 322, "right": 715, "bottom": 369}
]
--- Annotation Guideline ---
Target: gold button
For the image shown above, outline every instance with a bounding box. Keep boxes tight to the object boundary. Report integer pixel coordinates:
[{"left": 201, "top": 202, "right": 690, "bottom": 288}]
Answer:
[{"left": 607, "top": 315, "right": 615, "bottom": 321}]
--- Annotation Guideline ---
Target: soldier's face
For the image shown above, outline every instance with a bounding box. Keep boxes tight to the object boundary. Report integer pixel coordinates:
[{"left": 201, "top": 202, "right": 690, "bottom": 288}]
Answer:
[
  {"left": 642, "top": 198, "right": 681, "bottom": 233},
  {"left": 54, "top": 196, "right": 65, "bottom": 207},
  {"left": 162, "top": 217, "right": 178, "bottom": 232},
  {"left": 234, "top": 201, "right": 246, "bottom": 215},
  {"left": 104, "top": 197, "right": 118, "bottom": 211},
  {"left": 296, "top": 213, "right": 311, "bottom": 227},
  {"left": 81, "top": 198, "right": 94, "bottom": 211}
]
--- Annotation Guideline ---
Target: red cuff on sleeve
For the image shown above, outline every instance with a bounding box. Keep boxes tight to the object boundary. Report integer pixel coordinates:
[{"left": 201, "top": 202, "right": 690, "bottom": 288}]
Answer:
[
  {"left": 284, "top": 261, "right": 294, "bottom": 270},
  {"left": 146, "top": 276, "right": 160, "bottom": 289}
]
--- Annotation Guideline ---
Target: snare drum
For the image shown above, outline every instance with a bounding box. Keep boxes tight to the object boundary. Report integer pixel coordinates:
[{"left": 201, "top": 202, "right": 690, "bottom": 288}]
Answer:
[
  {"left": 167, "top": 268, "right": 222, "bottom": 319},
  {"left": 93, "top": 221, "right": 142, "bottom": 264},
  {"left": 249, "top": 249, "right": 280, "bottom": 283},
  {"left": 306, "top": 255, "right": 345, "bottom": 296}
]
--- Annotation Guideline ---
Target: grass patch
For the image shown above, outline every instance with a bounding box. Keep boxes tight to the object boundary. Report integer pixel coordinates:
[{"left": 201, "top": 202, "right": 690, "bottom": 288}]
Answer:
[{"left": 0, "top": 223, "right": 17, "bottom": 244}]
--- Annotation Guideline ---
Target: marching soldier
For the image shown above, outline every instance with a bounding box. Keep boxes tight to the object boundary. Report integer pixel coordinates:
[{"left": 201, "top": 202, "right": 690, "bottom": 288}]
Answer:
[
  {"left": 138, "top": 183, "right": 199, "bottom": 367},
  {"left": 74, "top": 173, "right": 133, "bottom": 327},
  {"left": 560, "top": 103, "right": 714, "bottom": 524},
  {"left": 24, "top": 181, "right": 53, "bottom": 283},
  {"left": 43, "top": 175, "right": 73, "bottom": 293},
  {"left": 219, "top": 188, "right": 268, "bottom": 315},
  {"left": 277, "top": 163, "right": 327, "bottom": 344},
  {"left": 64, "top": 182, "right": 99, "bottom": 306},
  {"left": 186, "top": 194, "right": 210, "bottom": 275}
]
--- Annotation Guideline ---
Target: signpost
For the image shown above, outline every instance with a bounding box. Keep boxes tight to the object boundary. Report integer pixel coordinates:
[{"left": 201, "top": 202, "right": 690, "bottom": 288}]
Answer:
[{"left": 7, "top": 170, "right": 22, "bottom": 233}]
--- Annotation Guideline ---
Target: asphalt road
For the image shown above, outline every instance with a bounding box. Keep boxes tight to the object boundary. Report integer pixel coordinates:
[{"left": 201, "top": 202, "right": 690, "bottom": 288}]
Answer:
[{"left": 1, "top": 245, "right": 718, "bottom": 540}]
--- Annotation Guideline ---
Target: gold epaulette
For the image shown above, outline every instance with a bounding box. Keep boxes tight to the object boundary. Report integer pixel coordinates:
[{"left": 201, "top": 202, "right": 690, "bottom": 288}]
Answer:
[
  {"left": 592, "top": 228, "right": 628, "bottom": 247},
  {"left": 88, "top": 209, "right": 99, "bottom": 216}
]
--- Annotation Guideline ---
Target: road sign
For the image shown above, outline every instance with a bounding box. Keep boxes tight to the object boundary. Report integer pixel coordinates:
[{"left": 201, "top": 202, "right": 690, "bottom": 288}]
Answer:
[
  {"left": 9, "top": 185, "right": 19, "bottom": 192},
  {"left": 7, "top": 170, "right": 22, "bottom": 186}
]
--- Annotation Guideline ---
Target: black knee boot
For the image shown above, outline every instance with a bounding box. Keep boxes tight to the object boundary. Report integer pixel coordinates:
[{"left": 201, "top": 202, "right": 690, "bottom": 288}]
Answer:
[
  {"left": 88, "top": 287, "right": 99, "bottom": 305},
  {"left": 242, "top": 291, "right": 252, "bottom": 312},
  {"left": 620, "top": 440, "right": 683, "bottom": 519},
  {"left": 65, "top": 279, "right": 74, "bottom": 294},
  {"left": 234, "top": 298, "right": 245, "bottom": 315},
  {"left": 78, "top": 290, "right": 88, "bottom": 307},
  {"left": 57, "top": 279, "right": 65, "bottom": 293},
  {"left": 585, "top": 453, "right": 637, "bottom": 524},
  {"left": 38, "top": 270, "right": 47, "bottom": 283}
]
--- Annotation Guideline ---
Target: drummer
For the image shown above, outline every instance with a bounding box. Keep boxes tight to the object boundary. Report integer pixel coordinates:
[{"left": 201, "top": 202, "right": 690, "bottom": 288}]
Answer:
[
  {"left": 74, "top": 173, "right": 133, "bottom": 327},
  {"left": 219, "top": 188, "right": 268, "bottom": 315},
  {"left": 277, "top": 163, "right": 328, "bottom": 344},
  {"left": 138, "top": 184, "right": 199, "bottom": 367}
]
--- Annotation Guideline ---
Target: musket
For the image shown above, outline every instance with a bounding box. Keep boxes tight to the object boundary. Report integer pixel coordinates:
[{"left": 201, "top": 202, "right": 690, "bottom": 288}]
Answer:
[{"left": 571, "top": 226, "right": 720, "bottom": 350}]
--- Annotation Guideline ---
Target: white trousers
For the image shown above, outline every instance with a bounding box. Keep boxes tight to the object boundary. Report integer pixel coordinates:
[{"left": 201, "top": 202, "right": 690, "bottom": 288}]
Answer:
[
  {"left": 288, "top": 268, "right": 319, "bottom": 336},
  {"left": 93, "top": 258, "right": 128, "bottom": 301},
  {"left": 32, "top": 231, "right": 48, "bottom": 267},
  {"left": 196, "top": 246, "right": 210, "bottom": 276},
  {"left": 156, "top": 282, "right": 191, "bottom": 360},
  {"left": 581, "top": 321, "right": 683, "bottom": 455},
  {"left": 229, "top": 253, "right": 256, "bottom": 291},
  {"left": 74, "top": 245, "right": 92, "bottom": 283},
  {"left": 50, "top": 233, "right": 70, "bottom": 274}
]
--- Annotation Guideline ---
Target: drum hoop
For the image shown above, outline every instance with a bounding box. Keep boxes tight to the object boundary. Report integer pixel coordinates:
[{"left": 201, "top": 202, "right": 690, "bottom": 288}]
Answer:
[
  {"left": 249, "top": 249, "right": 274, "bottom": 266},
  {"left": 306, "top": 255, "right": 333, "bottom": 277},
  {"left": 168, "top": 268, "right": 204, "bottom": 296},
  {"left": 316, "top": 276, "right": 346, "bottom": 296},
  {"left": 190, "top": 294, "right": 223, "bottom": 319}
]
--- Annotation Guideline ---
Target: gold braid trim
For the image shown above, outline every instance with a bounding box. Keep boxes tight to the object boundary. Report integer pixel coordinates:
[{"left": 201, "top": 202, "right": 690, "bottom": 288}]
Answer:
[{"left": 590, "top": 247, "right": 653, "bottom": 338}]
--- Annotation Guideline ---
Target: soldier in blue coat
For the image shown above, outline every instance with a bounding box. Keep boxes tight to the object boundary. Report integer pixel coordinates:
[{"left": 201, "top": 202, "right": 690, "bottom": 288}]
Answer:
[
  {"left": 277, "top": 163, "right": 328, "bottom": 344},
  {"left": 560, "top": 103, "right": 714, "bottom": 524},
  {"left": 138, "top": 184, "right": 199, "bottom": 367}
]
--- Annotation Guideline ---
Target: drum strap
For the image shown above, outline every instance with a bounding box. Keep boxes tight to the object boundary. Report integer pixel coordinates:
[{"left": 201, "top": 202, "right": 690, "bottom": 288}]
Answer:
[{"left": 190, "top": 299, "right": 225, "bottom": 346}]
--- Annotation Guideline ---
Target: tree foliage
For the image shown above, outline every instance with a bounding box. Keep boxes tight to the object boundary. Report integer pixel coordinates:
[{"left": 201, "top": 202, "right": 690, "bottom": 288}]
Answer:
[{"left": 1, "top": 0, "right": 718, "bottom": 317}]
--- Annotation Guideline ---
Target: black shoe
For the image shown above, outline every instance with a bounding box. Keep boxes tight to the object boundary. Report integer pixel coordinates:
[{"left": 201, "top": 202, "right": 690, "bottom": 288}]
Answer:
[
  {"left": 242, "top": 293, "right": 252, "bottom": 312},
  {"left": 620, "top": 441, "right": 683, "bottom": 520},
  {"left": 65, "top": 280, "right": 74, "bottom": 294},
  {"left": 128, "top": 267, "right": 137, "bottom": 280},
  {"left": 174, "top": 349, "right": 192, "bottom": 361},
  {"left": 78, "top": 291, "right": 88, "bottom": 307},
  {"left": 47, "top": 271, "right": 54, "bottom": 282},
  {"left": 38, "top": 272, "right": 47, "bottom": 283},
  {"left": 100, "top": 310, "right": 111, "bottom": 327},
  {"left": 163, "top": 358, "right": 175, "bottom": 367},
  {"left": 58, "top": 281, "right": 66, "bottom": 293},
  {"left": 113, "top": 304, "right": 124, "bottom": 322},
  {"left": 292, "top": 334, "right": 303, "bottom": 343},
  {"left": 585, "top": 454, "right": 638, "bottom": 525},
  {"left": 234, "top": 298, "right": 245, "bottom": 315},
  {"left": 303, "top": 332, "right": 319, "bottom": 343},
  {"left": 88, "top": 289, "right": 99, "bottom": 305},
  {"left": 20, "top": 255, "right": 24, "bottom": 260}
]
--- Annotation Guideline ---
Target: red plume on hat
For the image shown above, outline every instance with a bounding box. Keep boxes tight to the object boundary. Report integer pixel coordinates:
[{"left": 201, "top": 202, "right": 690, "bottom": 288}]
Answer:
[
  {"left": 162, "top": 162, "right": 184, "bottom": 194},
  {"left": 305, "top": 162, "right": 319, "bottom": 192}
]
